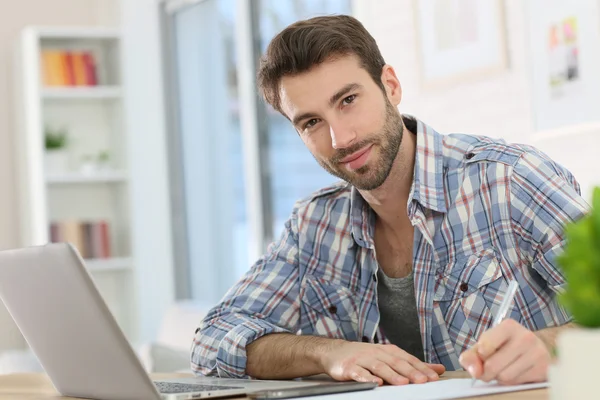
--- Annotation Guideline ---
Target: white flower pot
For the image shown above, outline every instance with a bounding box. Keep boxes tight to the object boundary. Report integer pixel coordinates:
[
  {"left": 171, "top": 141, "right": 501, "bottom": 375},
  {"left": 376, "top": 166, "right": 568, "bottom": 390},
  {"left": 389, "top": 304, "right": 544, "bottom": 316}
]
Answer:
[
  {"left": 550, "top": 328, "right": 600, "bottom": 399},
  {"left": 45, "top": 149, "right": 69, "bottom": 173},
  {"left": 79, "top": 161, "right": 98, "bottom": 175}
]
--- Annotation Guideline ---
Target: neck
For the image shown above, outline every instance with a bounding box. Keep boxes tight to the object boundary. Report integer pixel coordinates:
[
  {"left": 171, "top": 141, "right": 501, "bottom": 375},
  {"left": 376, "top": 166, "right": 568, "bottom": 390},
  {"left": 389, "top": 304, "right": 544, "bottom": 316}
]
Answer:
[{"left": 358, "top": 121, "right": 416, "bottom": 231}]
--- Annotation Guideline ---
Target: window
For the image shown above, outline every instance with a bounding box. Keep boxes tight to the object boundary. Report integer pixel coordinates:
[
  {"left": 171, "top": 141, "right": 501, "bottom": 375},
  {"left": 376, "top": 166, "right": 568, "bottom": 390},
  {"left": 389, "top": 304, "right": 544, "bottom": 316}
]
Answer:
[
  {"left": 258, "top": 0, "right": 352, "bottom": 238},
  {"left": 163, "top": 0, "right": 352, "bottom": 303}
]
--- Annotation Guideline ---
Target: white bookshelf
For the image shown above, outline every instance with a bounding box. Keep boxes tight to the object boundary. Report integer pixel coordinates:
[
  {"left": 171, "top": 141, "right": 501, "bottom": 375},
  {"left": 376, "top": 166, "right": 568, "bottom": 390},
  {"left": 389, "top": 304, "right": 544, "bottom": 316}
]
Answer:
[
  {"left": 46, "top": 170, "right": 129, "bottom": 184},
  {"left": 15, "top": 26, "right": 137, "bottom": 341},
  {"left": 42, "top": 86, "right": 122, "bottom": 99}
]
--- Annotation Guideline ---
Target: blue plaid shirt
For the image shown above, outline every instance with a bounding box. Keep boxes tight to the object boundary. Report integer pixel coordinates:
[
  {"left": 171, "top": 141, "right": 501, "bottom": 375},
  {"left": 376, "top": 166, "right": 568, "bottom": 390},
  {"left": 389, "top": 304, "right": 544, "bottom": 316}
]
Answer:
[{"left": 191, "top": 117, "right": 589, "bottom": 378}]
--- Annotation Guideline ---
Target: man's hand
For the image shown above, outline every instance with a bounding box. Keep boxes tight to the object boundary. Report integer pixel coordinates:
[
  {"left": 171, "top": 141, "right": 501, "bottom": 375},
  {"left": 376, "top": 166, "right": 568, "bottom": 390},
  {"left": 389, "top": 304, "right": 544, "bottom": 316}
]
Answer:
[
  {"left": 459, "top": 319, "right": 551, "bottom": 385},
  {"left": 320, "top": 340, "right": 446, "bottom": 385}
]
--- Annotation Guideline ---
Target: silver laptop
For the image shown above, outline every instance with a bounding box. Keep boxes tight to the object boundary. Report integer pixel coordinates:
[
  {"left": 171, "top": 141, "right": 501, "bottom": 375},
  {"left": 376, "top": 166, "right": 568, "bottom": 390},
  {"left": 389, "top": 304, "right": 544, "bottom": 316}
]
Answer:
[{"left": 0, "top": 242, "right": 330, "bottom": 399}]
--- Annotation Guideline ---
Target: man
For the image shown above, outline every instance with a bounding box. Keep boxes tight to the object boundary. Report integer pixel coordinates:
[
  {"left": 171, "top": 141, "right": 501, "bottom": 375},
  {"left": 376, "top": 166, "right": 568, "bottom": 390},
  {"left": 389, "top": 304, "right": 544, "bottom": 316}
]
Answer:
[{"left": 191, "top": 15, "right": 588, "bottom": 386}]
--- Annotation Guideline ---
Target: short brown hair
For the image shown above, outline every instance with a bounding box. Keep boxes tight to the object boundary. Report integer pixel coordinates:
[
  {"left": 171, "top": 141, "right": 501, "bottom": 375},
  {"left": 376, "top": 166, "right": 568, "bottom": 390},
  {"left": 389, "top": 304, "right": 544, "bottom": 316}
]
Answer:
[{"left": 257, "top": 15, "right": 386, "bottom": 115}]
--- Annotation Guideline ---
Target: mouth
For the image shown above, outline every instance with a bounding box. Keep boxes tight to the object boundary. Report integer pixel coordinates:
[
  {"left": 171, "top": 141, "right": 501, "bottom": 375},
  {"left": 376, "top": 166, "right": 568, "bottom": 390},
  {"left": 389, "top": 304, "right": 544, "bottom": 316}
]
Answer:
[
  {"left": 339, "top": 144, "right": 374, "bottom": 171},
  {"left": 340, "top": 145, "right": 373, "bottom": 163}
]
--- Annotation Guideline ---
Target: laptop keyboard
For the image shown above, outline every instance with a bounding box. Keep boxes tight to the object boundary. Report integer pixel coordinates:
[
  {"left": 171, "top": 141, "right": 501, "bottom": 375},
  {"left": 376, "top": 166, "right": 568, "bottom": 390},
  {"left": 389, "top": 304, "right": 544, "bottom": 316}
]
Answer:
[{"left": 154, "top": 381, "right": 243, "bottom": 394}]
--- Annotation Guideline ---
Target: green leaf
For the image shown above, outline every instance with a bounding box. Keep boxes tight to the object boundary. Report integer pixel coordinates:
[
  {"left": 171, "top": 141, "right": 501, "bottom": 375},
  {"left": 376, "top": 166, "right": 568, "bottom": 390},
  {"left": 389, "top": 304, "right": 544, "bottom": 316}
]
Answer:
[{"left": 557, "top": 187, "right": 600, "bottom": 328}]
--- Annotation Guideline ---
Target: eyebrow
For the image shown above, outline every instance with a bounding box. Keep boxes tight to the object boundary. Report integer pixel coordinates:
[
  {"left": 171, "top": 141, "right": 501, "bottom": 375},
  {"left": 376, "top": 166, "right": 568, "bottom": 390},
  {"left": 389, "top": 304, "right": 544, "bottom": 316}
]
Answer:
[
  {"left": 291, "top": 83, "right": 363, "bottom": 127},
  {"left": 328, "top": 83, "right": 362, "bottom": 107}
]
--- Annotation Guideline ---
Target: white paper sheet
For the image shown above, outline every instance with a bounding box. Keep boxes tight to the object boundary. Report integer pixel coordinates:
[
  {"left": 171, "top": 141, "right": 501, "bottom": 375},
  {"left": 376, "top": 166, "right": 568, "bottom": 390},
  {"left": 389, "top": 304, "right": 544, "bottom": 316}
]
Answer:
[{"left": 303, "top": 379, "right": 548, "bottom": 400}]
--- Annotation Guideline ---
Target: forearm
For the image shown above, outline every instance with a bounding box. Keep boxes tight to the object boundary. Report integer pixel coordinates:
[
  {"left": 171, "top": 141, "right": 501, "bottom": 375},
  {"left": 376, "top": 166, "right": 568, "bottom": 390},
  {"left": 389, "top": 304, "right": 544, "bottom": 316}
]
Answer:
[
  {"left": 246, "top": 333, "right": 342, "bottom": 379},
  {"left": 535, "top": 322, "right": 576, "bottom": 355}
]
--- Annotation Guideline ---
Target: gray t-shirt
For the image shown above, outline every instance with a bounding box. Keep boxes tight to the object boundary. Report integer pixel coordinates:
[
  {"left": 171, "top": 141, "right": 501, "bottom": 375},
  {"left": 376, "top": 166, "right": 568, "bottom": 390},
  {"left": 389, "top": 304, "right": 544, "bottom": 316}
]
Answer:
[{"left": 377, "top": 268, "right": 425, "bottom": 361}]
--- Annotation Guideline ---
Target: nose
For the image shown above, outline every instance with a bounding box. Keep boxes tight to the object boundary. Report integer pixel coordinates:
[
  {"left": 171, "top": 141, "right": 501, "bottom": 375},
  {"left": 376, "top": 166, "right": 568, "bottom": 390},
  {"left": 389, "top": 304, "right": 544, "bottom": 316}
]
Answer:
[{"left": 329, "top": 121, "right": 357, "bottom": 149}]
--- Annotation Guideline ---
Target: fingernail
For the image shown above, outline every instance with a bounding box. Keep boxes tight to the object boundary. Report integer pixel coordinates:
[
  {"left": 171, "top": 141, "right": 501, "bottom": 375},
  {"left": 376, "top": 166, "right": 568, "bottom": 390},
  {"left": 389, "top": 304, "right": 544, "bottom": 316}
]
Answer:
[
  {"left": 394, "top": 377, "right": 407, "bottom": 385},
  {"left": 414, "top": 372, "right": 426, "bottom": 381},
  {"left": 468, "top": 365, "right": 476, "bottom": 377},
  {"left": 428, "top": 372, "right": 438, "bottom": 379}
]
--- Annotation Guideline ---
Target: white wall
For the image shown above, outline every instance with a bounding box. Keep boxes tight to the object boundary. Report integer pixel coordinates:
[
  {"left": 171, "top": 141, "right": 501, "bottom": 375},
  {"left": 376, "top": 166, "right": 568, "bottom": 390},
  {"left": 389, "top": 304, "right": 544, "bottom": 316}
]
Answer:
[
  {"left": 0, "top": 0, "right": 118, "bottom": 352},
  {"left": 359, "top": 0, "right": 600, "bottom": 202}
]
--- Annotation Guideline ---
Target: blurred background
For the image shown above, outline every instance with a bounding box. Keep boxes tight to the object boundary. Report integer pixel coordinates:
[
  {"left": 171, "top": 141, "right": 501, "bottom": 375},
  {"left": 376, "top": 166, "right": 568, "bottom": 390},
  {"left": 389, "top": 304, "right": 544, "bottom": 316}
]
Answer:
[{"left": 0, "top": 0, "right": 599, "bottom": 374}]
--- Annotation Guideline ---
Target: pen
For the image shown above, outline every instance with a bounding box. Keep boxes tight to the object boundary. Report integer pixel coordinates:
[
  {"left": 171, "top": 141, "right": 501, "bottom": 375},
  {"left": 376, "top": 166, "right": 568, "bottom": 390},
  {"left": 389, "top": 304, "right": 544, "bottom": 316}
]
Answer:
[{"left": 471, "top": 279, "right": 519, "bottom": 386}]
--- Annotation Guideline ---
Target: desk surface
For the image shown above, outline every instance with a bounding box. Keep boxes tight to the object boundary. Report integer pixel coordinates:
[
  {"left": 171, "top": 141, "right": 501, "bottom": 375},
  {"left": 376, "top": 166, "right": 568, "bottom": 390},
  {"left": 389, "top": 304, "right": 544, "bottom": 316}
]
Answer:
[{"left": 0, "top": 371, "right": 547, "bottom": 399}]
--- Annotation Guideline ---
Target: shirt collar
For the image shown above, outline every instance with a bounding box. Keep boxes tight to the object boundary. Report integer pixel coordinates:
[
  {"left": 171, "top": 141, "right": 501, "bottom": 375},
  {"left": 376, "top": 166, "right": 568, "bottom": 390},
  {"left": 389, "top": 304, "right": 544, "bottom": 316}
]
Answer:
[
  {"left": 349, "top": 116, "right": 447, "bottom": 248},
  {"left": 410, "top": 117, "right": 447, "bottom": 214}
]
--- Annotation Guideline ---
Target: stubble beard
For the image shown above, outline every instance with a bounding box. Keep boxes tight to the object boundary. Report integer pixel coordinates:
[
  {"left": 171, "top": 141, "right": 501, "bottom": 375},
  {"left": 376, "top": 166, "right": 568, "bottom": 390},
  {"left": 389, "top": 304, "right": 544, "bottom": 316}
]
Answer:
[{"left": 316, "top": 100, "right": 404, "bottom": 191}]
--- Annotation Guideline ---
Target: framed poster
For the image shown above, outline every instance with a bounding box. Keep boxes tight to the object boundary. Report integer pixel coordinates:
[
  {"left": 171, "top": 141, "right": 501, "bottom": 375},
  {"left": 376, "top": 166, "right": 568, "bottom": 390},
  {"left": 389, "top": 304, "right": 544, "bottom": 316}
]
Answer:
[
  {"left": 414, "top": 0, "right": 508, "bottom": 88},
  {"left": 527, "top": 0, "right": 600, "bottom": 131}
]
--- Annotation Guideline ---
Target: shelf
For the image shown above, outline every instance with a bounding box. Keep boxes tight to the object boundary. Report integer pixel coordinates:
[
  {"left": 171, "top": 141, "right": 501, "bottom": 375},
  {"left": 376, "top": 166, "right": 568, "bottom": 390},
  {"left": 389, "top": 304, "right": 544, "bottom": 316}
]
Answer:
[
  {"left": 19, "top": 25, "right": 137, "bottom": 342},
  {"left": 84, "top": 257, "right": 132, "bottom": 272},
  {"left": 34, "top": 26, "right": 120, "bottom": 40},
  {"left": 41, "top": 86, "right": 122, "bottom": 100},
  {"left": 46, "top": 171, "right": 128, "bottom": 184}
]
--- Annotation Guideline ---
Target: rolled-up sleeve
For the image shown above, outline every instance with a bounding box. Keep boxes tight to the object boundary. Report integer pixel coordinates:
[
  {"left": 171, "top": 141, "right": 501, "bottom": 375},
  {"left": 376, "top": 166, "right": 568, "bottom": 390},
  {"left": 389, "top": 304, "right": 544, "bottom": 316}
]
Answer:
[{"left": 191, "top": 212, "right": 302, "bottom": 378}]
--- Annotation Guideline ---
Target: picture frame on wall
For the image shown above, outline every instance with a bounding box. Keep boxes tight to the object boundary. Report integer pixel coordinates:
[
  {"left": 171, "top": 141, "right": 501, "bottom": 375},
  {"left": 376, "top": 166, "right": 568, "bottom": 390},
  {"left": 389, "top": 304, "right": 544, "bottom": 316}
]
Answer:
[
  {"left": 414, "top": 0, "right": 508, "bottom": 89},
  {"left": 526, "top": 0, "right": 600, "bottom": 131}
]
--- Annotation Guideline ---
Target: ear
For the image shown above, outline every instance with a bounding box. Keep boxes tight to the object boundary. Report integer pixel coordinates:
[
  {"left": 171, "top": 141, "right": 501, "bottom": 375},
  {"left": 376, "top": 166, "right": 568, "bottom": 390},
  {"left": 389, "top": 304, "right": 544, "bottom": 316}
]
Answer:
[{"left": 380, "top": 65, "right": 402, "bottom": 106}]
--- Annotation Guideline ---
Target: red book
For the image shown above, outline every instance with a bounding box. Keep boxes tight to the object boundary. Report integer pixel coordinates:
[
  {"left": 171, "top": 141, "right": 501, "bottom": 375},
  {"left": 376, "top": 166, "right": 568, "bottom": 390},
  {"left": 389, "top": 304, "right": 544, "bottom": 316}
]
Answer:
[
  {"left": 99, "top": 221, "right": 111, "bottom": 258},
  {"left": 64, "top": 52, "right": 76, "bottom": 86},
  {"left": 49, "top": 222, "right": 58, "bottom": 243},
  {"left": 72, "top": 52, "right": 87, "bottom": 86},
  {"left": 55, "top": 222, "right": 64, "bottom": 242},
  {"left": 83, "top": 222, "right": 95, "bottom": 259},
  {"left": 82, "top": 52, "right": 98, "bottom": 86},
  {"left": 90, "top": 223, "right": 101, "bottom": 259}
]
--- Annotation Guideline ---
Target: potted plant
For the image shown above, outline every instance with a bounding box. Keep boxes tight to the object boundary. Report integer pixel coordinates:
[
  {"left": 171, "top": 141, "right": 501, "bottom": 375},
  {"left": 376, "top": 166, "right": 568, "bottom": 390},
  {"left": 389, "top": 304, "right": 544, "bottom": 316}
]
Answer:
[
  {"left": 97, "top": 150, "right": 111, "bottom": 170},
  {"left": 79, "top": 150, "right": 111, "bottom": 175},
  {"left": 79, "top": 154, "right": 96, "bottom": 175},
  {"left": 550, "top": 186, "right": 600, "bottom": 399},
  {"left": 44, "top": 127, "right": 69, "bottom": 173}
]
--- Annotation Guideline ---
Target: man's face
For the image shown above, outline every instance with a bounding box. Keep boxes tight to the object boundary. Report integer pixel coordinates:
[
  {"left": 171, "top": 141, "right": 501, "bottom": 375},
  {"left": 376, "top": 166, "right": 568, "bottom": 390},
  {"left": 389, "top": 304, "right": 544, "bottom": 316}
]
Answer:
[{"left": 279, "top": 55, "right": 403, "bottom": 191}]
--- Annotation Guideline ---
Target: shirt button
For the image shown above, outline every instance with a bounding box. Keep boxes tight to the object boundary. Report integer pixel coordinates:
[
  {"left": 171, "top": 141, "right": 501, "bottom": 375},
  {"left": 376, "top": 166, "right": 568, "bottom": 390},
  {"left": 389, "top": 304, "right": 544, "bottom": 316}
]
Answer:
[
  {"left": 362, "top": 336, "right": 369, "bottom": 343},
  {"left": 460, "top": 282, "right": 469, "bottom": 292},
  {"left": 465, "top": 152, "right": 475, "bottom": 160},
  {"left": 328, "top": 305, "right": 338, "bottom": 314}
]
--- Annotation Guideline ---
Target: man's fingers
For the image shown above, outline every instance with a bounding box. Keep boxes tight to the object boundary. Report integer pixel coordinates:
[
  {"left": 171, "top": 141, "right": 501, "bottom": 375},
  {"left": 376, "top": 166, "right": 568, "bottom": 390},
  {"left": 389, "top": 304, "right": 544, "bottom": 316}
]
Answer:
[
  {"left": 386, "top": 346, "right": 439, "bottom": 381},
  {"left": 494, "top": 353, "right": 536, "bottom": 385},
  {"left": 459, "top": 347, "right": 484, "bottom": 379},
  {"left": 347, "top": 366, "right": 383, "bottom": 386},
  {"left": 382, "top": 357, "right": 429, "bottom": 383},
  {"left": 426, "top": 363, "right": 446, "bottom": 376},
  {"left": 404, "top": 357, "right": 440, "bottom": 380},
  {"left": 502, "top": 362, "right": 543, "bottom": 386},
  {"left": 479, "top": 333, "right": 525, "bottom": 382},
  {"left": 362, "top": 360, "right": 409, "bottom": 385},
  {"left": 476, "top": 320, "right": 519, "bottom": 359}
]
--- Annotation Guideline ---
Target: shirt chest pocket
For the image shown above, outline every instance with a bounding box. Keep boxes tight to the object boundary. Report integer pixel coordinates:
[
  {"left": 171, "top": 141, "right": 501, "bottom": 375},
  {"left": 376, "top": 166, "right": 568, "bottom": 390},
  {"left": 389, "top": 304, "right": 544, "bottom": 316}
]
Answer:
[
  {"left": 300, "top": 275, "right": 359, "bottom": 341},
  {"left": 433, "top": 249, "right": 510, "bottom": 350},
  {"left": 434, "top": 249, "right": 504, "bottom": 301}
]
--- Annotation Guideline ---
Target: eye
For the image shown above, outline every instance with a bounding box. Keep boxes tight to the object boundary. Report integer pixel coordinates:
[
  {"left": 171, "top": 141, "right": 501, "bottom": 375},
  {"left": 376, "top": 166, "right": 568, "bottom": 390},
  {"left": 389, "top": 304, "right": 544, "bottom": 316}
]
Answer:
[
  {"left": 304, "top": 118, "right": 320, "bottom": 130},
  {"left": 342, "top": 94, "right": 356, "bottom": 106}
]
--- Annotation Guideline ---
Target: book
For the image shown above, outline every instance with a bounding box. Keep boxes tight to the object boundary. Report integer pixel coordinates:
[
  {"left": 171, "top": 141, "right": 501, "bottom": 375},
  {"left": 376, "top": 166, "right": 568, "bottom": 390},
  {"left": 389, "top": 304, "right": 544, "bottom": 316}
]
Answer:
[
  {"left": 64, "top": 52, "right": 76, "bottom": 86},
  {"left": 40, "top": 49, "right": 99, "bottom": 87},
  {"left": 48, "top": 219, "right": 112, "bottom": 258},
  {"left": 72, "top": 52, "right": 87, "bottom": 86},
  {"left": 82, "top": 52, "right": 98, "bottom": 86}
]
